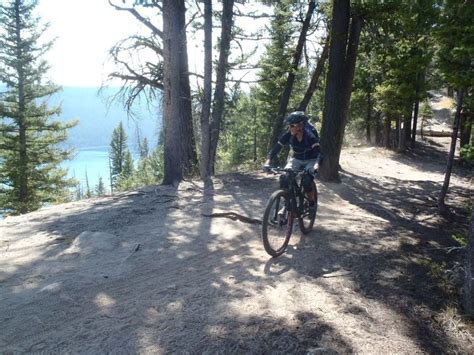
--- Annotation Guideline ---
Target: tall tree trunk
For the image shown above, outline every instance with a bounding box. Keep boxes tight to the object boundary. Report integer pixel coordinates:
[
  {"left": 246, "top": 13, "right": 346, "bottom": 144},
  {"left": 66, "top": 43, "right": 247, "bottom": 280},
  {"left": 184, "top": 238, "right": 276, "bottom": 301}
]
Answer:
[
  {"left": 269, "top": 0, "right": 316, "bottom": 150},
  {"left": 375, "top": 111, "right": 382, "bottom": 146},
  {"left": 209, "top": 0, "right": 234, "bottom": 175},
  {"left": 397, "top": 115, "right": 405, "bottom": 152},
  {"left": 464, "top": 207, "right": 474, "bottom": 317},
  {"left": 15, "top": 1, "right": 28, "bottom": 213},
  {"left": 399, "top": 104, "right": 412, "bottom": 152},
  {"left": 319, "top": 0, "right": 362, "bottom": 182},
  {"left": 383, "top": 114, "right": 391, "bottom": 148},
  {"left": 297, "top": 38, "right": 329, "bottom": 112},
  {"left": 253, "top": 107, "right": 257, "bottom": 162},
  {"left": 395, "top": 115, "right": 400, "bottom": 148},
  {"left": 162, "top": 0, "right": 197, "bottom": 184},
  {"left": 460, "top": 108, "right": 472, "bottom": 148},
  {"left": 366, "top": 89, "right": 372, "bottom": 144},
  {"left": 404, "top": 103, "right": 412, "bottom": 147},
  {"left": 438, "top": 88, "right": 465, "bottom": 214},
  {"left": 411, "top": 99, "right": 419, "bottom": 148},
  {"left": 200, "top": 0, "right": 212, "bottom": 180},
  {"left": 179, "top": 9, "right": 197, "bottom": 174}
]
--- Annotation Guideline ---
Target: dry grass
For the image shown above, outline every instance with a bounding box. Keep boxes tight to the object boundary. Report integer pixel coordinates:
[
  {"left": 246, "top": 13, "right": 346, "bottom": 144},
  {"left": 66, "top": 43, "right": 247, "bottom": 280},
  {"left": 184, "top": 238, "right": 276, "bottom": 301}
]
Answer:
[
  {"left": 436, "top": 305, "right": 474, "bottom": 347},
  {"left": 432, "top": 96, "right": 455, "bottom": 110}
]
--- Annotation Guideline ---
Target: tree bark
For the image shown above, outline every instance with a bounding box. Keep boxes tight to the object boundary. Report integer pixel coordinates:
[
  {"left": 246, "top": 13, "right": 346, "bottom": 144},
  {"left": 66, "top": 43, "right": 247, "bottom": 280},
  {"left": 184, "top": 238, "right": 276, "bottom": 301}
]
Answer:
[
  {"left": 397, "top": 115, "right": 405, "bottom": 152},
  {"left": 319, "top": 0, "right": 362, "bottom": 182},
  {"left": 375, "top": 111, "right": 382, "bottom": 146},
  {"left": 383, "top": 115, "right": 391, "bottom": 148},
  {"left": 460, "top": 108, "right": 472, "bottom": 148},
  {"left": 200, "top": 0, "right": 212, "bottom": 180},
  {"left": 438, "top": 88, "right": 465, "bottom": 214},
  {"left": 209, "top": 0, "right": 234, "bottom": 175},
  {"left": 411, "top": 99, "right": 419, "bottom": 148},
  {"left": 269, "top": 0, "right": 316, "bottom": 150},
  {"left": 404, "top": 103, "right": 412, "bottom": 146},
  {"left": 464, "top": 207, "right": 474, "bottom": 317},
  {"left": 14, "top": 0, "right": 28, "bottom": 213},
  {"left": 162, "top": 0, "right": 197, "bottom": 185},
  {"left": 297, "top": 38, "right": 329, "bottom": 112},
  {"left": 366, "top": 89, "right": 372, "bottom": 144}
]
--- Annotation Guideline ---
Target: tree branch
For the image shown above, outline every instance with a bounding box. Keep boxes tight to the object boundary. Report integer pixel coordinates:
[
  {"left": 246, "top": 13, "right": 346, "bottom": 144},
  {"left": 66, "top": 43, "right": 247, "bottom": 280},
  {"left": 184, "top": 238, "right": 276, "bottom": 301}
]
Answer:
[{"left": 108, "top": 0, "right": 163, "bottom": 38}]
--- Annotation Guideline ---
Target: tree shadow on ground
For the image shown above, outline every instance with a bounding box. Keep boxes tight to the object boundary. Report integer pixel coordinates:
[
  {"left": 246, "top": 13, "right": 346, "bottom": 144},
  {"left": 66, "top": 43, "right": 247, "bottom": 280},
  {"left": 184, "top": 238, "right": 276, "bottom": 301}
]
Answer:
[
  {"left": 0, "top": 178, "right": 353, "bottom": 353},
  {"left": 2, "top": 139, "right": 471, "bottom": 353}
]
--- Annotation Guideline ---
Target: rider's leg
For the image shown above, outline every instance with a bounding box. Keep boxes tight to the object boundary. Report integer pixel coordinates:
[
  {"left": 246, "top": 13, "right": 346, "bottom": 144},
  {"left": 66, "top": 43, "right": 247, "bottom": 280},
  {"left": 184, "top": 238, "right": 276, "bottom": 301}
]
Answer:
[
  {"left": 302, "top": 158, "right": 319, "bottom": 205},
  {"left": 301, "top": 173, "right": 316, "bottom": 204}
]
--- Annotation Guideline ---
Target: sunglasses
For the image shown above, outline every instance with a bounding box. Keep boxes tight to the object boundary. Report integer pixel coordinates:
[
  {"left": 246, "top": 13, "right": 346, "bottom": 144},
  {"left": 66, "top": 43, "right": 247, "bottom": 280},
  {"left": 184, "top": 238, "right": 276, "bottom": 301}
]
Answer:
[{"left": 289, "top": 123, "right": 300, "bottom": 128}]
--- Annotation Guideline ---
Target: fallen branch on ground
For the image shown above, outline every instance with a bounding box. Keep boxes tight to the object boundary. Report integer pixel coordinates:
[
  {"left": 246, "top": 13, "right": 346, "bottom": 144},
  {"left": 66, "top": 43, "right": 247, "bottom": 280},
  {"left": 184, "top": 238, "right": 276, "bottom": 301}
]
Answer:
[{"left": 202, "top": 212, "right": 262, "bottom": 225}]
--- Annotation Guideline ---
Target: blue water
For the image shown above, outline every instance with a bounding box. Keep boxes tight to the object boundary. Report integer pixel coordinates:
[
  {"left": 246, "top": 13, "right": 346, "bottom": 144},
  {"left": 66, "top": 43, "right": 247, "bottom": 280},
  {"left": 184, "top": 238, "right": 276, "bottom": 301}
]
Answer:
[{"left": 63, "top": 147, "right": 112, "bottom": 194}]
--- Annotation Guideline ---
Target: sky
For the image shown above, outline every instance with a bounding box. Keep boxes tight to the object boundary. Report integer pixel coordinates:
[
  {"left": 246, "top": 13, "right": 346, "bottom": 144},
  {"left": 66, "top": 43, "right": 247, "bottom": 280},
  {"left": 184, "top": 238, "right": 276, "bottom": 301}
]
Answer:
[
  {"left": 34, "top": 1, "right": 272, "bottom": 88},
  {"left": 36, "top": 0, "right": 145, "bottom": 87},
  {"left": 33, "top": 1, "right": 280, "bottom": 89}
]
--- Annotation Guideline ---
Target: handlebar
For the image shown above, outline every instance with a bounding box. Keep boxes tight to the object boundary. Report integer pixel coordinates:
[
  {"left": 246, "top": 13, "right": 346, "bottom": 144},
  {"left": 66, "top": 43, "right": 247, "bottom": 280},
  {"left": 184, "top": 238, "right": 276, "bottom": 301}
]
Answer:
[{"left": 262, "top": 165, "right": 316, "bottom": 176}]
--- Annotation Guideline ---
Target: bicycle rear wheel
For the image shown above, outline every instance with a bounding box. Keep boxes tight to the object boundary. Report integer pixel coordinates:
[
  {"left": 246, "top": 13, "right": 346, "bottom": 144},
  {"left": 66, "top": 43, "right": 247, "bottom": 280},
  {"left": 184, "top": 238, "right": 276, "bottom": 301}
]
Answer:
[
  {"left": 262, "top": 189, "right": 294, "bottom": 257},
  {"left": 298, "top": 181, "right": 317, "bottom": 234}
]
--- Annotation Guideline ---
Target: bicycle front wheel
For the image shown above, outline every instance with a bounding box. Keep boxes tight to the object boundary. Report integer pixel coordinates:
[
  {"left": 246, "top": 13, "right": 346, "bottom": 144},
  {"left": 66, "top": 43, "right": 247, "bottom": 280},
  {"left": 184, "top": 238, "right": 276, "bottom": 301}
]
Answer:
[
  {"left": 298, "top": 181, "right": 317, "bottom": 234},
  {"left": 262, "top": 189, "right": 294, "bottom": 257}
]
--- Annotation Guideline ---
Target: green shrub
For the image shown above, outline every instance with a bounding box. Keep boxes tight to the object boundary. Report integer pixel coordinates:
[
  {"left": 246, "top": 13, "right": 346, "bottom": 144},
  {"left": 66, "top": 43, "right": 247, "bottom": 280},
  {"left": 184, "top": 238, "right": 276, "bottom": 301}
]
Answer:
[{"left": 460, "top": 144, "right": 474, "bottom": 163}]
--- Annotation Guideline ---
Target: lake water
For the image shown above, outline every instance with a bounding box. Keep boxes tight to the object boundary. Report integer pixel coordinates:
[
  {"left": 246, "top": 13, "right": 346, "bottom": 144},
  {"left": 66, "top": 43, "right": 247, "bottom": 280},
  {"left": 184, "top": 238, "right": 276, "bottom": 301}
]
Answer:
[{"left": 63, "top": 148, "right": 112, "bottom": 194}]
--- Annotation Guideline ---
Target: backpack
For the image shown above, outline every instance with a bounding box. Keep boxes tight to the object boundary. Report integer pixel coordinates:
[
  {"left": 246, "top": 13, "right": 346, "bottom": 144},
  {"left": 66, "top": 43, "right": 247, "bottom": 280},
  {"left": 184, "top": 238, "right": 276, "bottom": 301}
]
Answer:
[{"left": 304, "top": 121, "right": 319, "bottom": 143}]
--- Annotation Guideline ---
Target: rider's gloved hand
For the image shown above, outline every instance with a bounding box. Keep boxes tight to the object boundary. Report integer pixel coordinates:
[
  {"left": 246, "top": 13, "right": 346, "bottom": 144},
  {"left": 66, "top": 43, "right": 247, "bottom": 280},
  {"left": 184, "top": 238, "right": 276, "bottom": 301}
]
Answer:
[{"left": 306, "top": 166, "right": 317, "bottom": 175}]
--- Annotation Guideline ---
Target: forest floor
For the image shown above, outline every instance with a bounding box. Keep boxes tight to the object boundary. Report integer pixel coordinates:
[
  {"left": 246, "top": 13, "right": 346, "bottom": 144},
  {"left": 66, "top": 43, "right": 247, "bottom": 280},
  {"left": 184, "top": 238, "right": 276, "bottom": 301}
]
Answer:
[{"left": 1, "top": 134, "right": 473, "bottom": 353}]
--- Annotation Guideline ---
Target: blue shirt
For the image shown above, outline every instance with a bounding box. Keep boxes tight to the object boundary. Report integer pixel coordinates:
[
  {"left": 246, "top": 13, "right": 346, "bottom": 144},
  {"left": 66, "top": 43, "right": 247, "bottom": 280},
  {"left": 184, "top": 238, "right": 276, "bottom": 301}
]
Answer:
[{"left": 268, "top": 127, "right": 320, "bottom": 161}]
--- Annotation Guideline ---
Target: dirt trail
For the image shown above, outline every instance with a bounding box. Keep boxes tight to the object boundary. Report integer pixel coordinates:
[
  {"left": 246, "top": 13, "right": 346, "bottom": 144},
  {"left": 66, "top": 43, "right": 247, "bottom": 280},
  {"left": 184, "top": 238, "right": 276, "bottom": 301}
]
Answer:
[{"left": 1, "top": 139, "right": 473, "bottom": 353}]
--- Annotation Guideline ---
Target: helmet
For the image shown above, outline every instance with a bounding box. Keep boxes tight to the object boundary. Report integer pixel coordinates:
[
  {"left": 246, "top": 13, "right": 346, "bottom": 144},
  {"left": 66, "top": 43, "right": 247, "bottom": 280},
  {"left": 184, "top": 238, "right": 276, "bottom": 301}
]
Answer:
[{"left": 286, "top": 111, "right": 307, "bottom": 125}]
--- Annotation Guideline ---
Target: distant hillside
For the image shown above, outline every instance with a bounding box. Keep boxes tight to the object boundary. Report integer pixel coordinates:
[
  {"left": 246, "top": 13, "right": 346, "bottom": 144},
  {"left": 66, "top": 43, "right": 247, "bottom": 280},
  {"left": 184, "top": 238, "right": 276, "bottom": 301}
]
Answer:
[{"left": 48, "top": 86, "right": 161, "bottom": 151}]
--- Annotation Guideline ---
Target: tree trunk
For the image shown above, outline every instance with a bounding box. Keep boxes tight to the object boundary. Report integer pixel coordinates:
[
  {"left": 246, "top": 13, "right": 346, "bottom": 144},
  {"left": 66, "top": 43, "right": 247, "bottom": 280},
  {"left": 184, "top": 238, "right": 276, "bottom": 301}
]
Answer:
[
  {"left": 399, "top": 104, "right": 412, "bottom": 152},
  {"left": 319, "top": 0, "right": 362, "bottom": 182},
  {"left": 375, "top": 111, "right": 382, "bottom": 146},
  {"left": 209, "top": 0, "right": 234, "bottom": 175},
  {"left": 397, "top": 115, "right": 405, "bottom": 152},
  {"left": 366, "top": 89, "right": 372, "bottom": 144},
  {"left": 253, "top": 107, "right": 257, "bottom": 162},
  {"left": 394, "top": 115, "right": 400, "bottom": 148},
  {"left": 15, "top": 1, "right": 28, "bottom": 213},
  {"left": 162, "top": 0, "right": 197, "bottom": 185},
  {"left": 269, "top": 0, "right": 316, "bottom": 150},
  {"left": 460, "top": 109, "right": 472, "bottom": 148},
  {"left": 297, "top": 38, "right": 329, "bottom": 112},
  {"left": 438, "top": 88, "right": 465, "bottom": 214},
  {"left": 464, "top": 207, "right": 474, "bottom": 317},
  {"left": 447, "top": 86, "right": 454, "bottom": 97},
  {"left": 404, "top": 103, "right": 412, "bottom": 147},
  {"left": 200, "top": 0, "right": 212, "bottom": 180},
  {"left": 383, "top": 115, "right": 391, "bottom": 148},
  {"left": 411, "top": 99, "right": 419, "bottom": 148}
]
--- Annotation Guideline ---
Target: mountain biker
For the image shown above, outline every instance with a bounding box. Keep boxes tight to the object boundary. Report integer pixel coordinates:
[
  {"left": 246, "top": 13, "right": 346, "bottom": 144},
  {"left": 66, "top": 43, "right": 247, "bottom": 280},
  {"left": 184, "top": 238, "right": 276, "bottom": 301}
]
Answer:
[{"left": 264, "top": 111, "right": 320, "bottom": 211}]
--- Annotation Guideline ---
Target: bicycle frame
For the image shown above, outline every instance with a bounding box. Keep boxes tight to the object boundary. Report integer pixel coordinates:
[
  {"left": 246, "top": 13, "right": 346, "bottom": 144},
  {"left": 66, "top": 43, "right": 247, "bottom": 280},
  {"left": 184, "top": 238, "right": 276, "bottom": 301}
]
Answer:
[{"left": 267, "top": 167, "right": 312, "bottom": 219}]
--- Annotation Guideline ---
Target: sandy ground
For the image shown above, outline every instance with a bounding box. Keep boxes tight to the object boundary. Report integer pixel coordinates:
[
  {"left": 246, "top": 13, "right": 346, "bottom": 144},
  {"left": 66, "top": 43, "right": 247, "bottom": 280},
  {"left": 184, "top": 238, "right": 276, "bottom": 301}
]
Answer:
[{"left": 1, "top": 137, "right": 473, "bottom": 353}]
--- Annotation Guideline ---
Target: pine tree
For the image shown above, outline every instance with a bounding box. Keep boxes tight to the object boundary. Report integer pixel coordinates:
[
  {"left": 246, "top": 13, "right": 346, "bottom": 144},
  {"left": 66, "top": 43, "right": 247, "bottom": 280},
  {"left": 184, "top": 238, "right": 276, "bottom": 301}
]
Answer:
[
  {"left": 95, "top": 176, "right": 106, "bottom": 196},
  {"left": 122, "top": 150, "right": 134, "bottom": 179},
  {"left": 0, "top": 0, "right": 77, "bottom": 215},
  {"left": 109, "top": 121, "right": 128, "bottom": 188},
  {"left": 139, "top": 136, "right": 149, "bottom": 160},
  {"left": 84, "top": 169, "right": 92, "bottom": 198}
]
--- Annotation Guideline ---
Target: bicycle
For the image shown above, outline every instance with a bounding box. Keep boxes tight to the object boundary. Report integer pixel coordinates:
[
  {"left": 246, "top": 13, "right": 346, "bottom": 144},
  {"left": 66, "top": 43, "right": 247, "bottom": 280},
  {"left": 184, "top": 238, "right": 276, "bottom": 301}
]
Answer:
[{"left": 261, "top": 166, "right": 318, "bottom": 257}]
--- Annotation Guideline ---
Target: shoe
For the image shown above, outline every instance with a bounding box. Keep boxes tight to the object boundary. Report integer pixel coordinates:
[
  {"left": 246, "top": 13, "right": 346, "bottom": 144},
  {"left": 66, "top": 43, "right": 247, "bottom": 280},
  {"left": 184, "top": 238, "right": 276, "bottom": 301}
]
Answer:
[
  {"left": 308, "top": 201, "right": 316, "bottom": 216},
  {"left": 277, "top": 206, "right": 286, "bottom": 218},
  {"left": 276, "top": 206, "right": 287, "bottom": 225}
]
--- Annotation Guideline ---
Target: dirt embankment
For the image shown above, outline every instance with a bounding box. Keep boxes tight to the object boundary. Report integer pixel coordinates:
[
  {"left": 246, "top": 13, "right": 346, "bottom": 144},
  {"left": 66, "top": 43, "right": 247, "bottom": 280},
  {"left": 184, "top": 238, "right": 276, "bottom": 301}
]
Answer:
[{"left": 1, "top": 139, "right": 473, "bottom": 353}]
